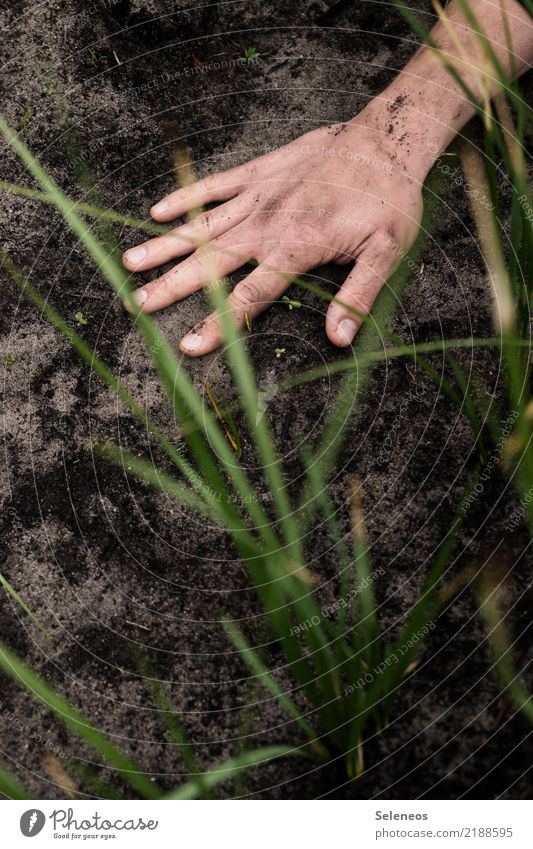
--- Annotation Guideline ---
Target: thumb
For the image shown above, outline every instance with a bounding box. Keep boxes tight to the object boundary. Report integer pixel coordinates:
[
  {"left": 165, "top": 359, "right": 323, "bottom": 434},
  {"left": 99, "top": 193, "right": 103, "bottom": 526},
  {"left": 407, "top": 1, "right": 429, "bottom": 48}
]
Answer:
[{"left": 326, "top": 230, "right": 399, "bottom": 347}]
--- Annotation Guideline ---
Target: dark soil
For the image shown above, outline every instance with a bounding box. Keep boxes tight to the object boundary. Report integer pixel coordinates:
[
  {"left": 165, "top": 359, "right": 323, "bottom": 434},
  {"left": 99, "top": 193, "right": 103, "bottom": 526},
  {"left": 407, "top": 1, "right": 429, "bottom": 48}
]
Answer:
[{"left": 1, "top": 0, "right": 532, "bottom": 800}]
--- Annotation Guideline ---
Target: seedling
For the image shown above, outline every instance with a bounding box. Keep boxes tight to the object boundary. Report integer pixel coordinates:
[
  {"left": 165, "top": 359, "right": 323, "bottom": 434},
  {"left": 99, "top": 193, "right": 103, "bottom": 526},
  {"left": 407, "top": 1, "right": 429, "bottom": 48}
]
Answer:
[
  {"left": 87, "top": 47, "right": 107, "bottom": 63},
  {"left": 243, "top": 47, "right": 260, "bottom": 63},
  {"left": 74, "top": 311, "right": 88, "bottom": 325},
  {"left": 19, "top": 100, "right": 31, "bottom": 135},
  {"left": 282, "top": 295, "right": 302, "bottom": 310},
  {"left": 274, "top": 347, "right": 285, "bottom": 358},
  {"left": 244, "top": 311, "right": 253, "bottom": 331},
  {"left": 4, "top": 353, "right": 14, "bottom": 366}
]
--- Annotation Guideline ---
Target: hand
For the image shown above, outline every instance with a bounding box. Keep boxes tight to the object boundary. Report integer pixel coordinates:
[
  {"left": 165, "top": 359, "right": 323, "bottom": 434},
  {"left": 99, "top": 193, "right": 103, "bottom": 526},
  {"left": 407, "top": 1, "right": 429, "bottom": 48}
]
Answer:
[{"left": 122, "top": 114, "right": 424, "bottom": 356}]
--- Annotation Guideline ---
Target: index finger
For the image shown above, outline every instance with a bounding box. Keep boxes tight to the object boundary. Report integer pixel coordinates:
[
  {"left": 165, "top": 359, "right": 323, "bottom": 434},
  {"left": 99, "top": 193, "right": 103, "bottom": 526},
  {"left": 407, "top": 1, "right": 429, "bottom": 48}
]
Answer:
[{"left": 150, "top": 167, "right": 245, "bottom": 221}]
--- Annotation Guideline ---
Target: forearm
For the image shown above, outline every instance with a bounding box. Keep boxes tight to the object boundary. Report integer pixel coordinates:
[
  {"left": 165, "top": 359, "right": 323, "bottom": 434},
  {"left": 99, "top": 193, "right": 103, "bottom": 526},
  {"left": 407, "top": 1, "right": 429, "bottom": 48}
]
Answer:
[{"left": 357, "top": 0, "right": 533, "bottom": 179}]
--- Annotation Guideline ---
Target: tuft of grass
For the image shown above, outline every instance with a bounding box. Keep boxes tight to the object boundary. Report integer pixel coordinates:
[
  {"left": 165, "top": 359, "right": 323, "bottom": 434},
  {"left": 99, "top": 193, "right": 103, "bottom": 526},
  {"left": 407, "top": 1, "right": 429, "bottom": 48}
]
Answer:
[
  {"left": 0, "top": 115, "right": 478, "bottom": 782},
  {"left": 2, "top": 0, "right": 533, "bottom": 789}
]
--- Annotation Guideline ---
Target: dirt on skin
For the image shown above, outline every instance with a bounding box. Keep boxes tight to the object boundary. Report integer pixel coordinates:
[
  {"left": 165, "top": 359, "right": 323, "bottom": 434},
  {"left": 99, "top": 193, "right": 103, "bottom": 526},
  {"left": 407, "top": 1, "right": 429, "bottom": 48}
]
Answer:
[{"left": 1, "top": 0, "right": 533, "bottom": 800}]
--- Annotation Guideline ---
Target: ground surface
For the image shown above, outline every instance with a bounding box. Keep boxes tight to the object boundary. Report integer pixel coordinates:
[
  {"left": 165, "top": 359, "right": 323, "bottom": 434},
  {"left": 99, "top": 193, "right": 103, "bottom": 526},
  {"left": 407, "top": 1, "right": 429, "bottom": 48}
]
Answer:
[{"left": 1, "top": 0, "right": 533, "bottom": 799}]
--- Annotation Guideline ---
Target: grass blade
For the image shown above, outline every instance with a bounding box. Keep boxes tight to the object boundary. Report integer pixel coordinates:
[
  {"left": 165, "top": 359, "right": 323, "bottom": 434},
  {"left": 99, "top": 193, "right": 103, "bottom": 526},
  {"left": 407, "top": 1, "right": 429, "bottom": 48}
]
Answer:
[
  {"left": 0, "top": 643, "right": 161, "bottom": 799},
  {"left": 165, "top": 745, "right": 302, "bottom": 799}
]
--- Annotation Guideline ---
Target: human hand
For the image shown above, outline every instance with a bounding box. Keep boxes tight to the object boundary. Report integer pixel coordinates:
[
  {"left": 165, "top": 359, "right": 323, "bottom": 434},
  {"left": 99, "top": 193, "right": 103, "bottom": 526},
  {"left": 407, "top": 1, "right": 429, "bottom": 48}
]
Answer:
[{"left": 122, "top": 113, "right": 425, "bottom": 356}]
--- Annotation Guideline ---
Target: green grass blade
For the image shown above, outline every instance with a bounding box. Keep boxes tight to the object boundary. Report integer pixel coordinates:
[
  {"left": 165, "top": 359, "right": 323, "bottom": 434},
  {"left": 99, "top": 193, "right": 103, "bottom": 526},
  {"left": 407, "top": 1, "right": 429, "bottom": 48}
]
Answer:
[
  {"left": 208, "top": 278, "right": 304, "bottom": 560},
  {"left": 134, "top": 650, "right": 212, "bottom": 800},
  {"left": 0, "top": 179, "right": 166, "bottom": 235},
  {"left": 165, "top": 745, "right": 302, "bottom": 799},
  {"left": 0, "top": 764, "right": 29, "bottom": 800},
  {"left": 223, "top": 618, "right": 328, "bottom": 759},
  {"left": 0, "top": 643, "right": 161, "bottom": 799},
  {"left": 0, "top": 117, "right": 281, "bottom": 551},
  {"left": 0, "top": 574, "right": 50, "bottom": 639}
]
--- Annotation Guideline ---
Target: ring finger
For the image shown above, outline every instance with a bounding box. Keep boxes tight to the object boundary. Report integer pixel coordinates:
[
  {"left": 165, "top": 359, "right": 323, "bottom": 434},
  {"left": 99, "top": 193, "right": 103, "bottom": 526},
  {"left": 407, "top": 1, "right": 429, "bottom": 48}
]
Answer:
[{"left": 180, "top": 253, "right": 302, "bottom": 356}]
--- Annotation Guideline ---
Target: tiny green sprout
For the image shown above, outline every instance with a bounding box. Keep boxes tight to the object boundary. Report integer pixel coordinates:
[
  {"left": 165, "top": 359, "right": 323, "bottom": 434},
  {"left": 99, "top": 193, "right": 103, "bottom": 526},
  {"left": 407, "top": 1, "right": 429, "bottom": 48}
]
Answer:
[
  {"left": 244, "top": 311, "right": 253, "bottom": 332},
  {"left": 243, "top": 47, "right": 260, "bottom": 63},
  {"left": 282, "top": 296, "right": 302, "bottom": 310},
  {"left": 19, "top": 100, "right": 31, "bottom": 135},
  {"left": 75, "top": 312, "right": 88, "bottom": 326},
  {"left": 274, "top": 348, "right": 286, "bottom": 359},
  {"left": 88, "top": 47, "right": 107, "bottom": 63},
  {"left": 4, "top": 353, "right": 14, "bottom": 366}
]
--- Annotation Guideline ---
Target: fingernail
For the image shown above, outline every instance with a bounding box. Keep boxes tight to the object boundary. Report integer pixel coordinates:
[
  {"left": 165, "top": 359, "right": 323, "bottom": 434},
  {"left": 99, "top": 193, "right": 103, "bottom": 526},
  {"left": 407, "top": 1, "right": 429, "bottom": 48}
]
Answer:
[
  {"left": 151, "top": 200, "right": 169, "bottom": 216},
  {"left": 132, "top": 288, "right": 147, "bottom": 307},
  {"left": 125, "top": 246, "right": 147, "bottom": 266},
  {"left": 181, "top": 332, "right": 203, "bottom": 352},
  {"left": 337, "top": 318, "right": 358, "bottom": 344}
]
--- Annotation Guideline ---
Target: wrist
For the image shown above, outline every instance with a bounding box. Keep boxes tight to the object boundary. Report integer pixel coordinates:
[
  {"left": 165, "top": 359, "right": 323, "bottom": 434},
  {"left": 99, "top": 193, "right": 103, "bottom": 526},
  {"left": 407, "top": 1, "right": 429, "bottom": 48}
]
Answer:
[{"left": 352, "top": 73, "right": 473, "bottom": 184}]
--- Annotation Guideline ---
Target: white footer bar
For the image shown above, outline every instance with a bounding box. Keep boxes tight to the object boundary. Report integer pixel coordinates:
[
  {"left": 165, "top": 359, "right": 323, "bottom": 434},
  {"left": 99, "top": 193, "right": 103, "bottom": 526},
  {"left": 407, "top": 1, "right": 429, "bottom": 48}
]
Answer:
[{"left": 4, "top": 800, "right": 531, "bottom": 847}]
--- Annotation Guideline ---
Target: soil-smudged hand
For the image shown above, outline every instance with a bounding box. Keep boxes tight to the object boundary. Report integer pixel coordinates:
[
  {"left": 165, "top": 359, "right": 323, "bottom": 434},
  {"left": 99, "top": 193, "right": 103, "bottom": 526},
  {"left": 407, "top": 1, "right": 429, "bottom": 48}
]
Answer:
[
  {"left": 123, "top": 116, "right": 423, "bottom": 355},
  {"left": 122, "top": 0, "right": 533, "bottom": 357}
]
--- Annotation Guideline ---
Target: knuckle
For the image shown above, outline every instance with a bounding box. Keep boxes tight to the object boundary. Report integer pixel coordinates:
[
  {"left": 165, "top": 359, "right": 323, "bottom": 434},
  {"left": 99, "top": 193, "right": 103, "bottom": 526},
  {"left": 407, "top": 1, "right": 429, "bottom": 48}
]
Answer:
[
  {"left": 343, "top": 290, "right": 372, "bottom": 314},
  {"left": 232, "top": 279, "right": 262, "bottom": 309},
  {"left": 294, "top": 220, "right": 318, "bottom": 246},
  {"left": 372, "top": 226, "right": 399, "bottom": 254}
]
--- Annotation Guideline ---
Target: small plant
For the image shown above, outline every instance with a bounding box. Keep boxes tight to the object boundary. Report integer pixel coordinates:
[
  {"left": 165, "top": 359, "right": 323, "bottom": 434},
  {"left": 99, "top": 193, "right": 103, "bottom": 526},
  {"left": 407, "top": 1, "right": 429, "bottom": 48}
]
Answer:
[
  {"left": 74, "top": 311, "right": 88, "bottom": 325},
  {"left": 242, "top": 47, "right": 260, "bottom": 63},
  {"left": 274, "top": 347, "right": 286, "bottom": 358},
  {"left": 282, "top": 295, "right": 302, "bottom": 310},
  {"left": 4, "top": 353, "right": 14, "bottom": 366},
  {"left": 87, "top": 47, "right": 107, "bottom": 63},
  {"left": 19, "top": 100, "right": 31, "bottom": 135}
]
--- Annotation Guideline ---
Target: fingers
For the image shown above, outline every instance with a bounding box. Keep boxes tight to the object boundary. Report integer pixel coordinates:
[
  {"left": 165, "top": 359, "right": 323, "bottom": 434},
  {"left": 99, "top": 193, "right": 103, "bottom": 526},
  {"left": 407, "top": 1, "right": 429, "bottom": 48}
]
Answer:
[
  {"left": 150, "top": 147, "right": 286, "bottom": 222},
  {"left": 326, "top": 230, "right": 399, "bottom": 347},
  {"left": 122, "top": 199, "right": 248, "bottom": 272},
  {"left": 150, "top": 164, "right": 249, "bottom": 222},
  {"left": 129, "top": 227, "right": 256, "bottom": 314},
  {"left": 180, "top": 255, "right": 298, "bottom": 356}
]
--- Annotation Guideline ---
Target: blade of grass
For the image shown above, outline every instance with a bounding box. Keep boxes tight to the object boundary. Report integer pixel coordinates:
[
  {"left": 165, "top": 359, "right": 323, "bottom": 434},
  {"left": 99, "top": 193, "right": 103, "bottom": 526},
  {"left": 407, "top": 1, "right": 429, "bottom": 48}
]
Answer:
[
  {"left": 475, "top": 559, "right": 533, "bottom": 724},
  {"left": 165, "top": 745, "right": 302, "bottom": 799},
  {"left": 0, "top": 643, "right": 162, "bottom": 799},
  {"left": 223, "top": 617, "right": 328, "bottom": 759},
  {"left": 134, "top": 649, "right": 212, "bottom": 800},
  {"left": 0, "top": 764, "right": 30, "bottom": 800},
  {"left": 0, "top": 574, "right": 50, "bottom": 639},
  {"left": 0, "top": 117, "right": 286, "bottom": 558}
]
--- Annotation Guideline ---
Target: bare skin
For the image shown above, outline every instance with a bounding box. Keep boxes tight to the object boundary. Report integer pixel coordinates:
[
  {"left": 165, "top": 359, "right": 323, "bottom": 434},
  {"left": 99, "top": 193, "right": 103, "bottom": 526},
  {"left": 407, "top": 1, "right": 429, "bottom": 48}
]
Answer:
[{"left": 123, "top": 0, "right": 533, "bottom": 357}]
